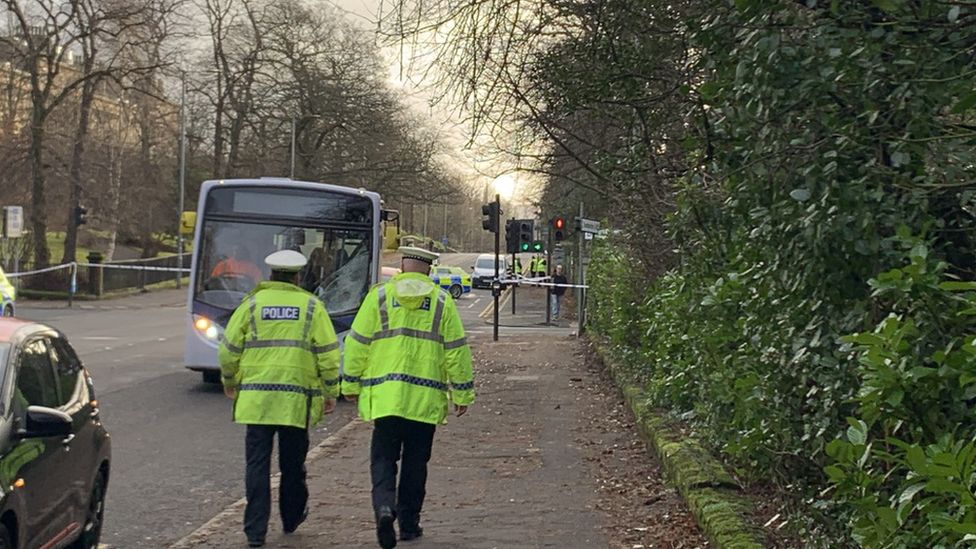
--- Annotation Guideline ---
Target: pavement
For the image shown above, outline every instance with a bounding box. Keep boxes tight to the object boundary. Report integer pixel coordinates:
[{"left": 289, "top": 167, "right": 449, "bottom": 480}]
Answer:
[
  {"left": 491, "top": 284, "right": 573, "bottom": 327},
  {"left": 170, "top": 329, "right": 608, "bottom": 549}
]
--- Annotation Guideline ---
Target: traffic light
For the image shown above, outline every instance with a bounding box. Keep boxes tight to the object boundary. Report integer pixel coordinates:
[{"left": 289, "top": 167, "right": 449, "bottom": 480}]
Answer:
[
  {"left": 481, "top": 202, "right": 500, "bottom": 233},
  {"left": 531, "top": 240, "right": 544, "bottom": 253},
  {"left": 504, "top": 219, "right": 518, "bottom": 254},
  {"left": 74, "top": 205, "right": 88, "bottom": 226},
  {"left": 518, "top": 220, "right": 533, "bottom": 251},
  {"left": 552, "top": 216, "right": 565, "bottom": 241}
]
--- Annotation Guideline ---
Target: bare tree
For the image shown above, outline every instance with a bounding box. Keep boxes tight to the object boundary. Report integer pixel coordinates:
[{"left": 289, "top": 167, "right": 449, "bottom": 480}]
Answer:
[
  {"left": 199, "top": 0, "right": 265, "bottom": 178},
  {"left": 0, "top": 0, "right": 176, "bottom": 266},
  {"left": 64, "top": 0, "right": 183, "bottom": 262}
]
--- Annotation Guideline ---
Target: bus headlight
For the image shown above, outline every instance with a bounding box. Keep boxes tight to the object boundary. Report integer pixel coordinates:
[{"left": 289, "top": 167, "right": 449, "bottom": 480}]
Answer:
[{"left": 193, "top": 315, "right": 223, "bottom": 341}]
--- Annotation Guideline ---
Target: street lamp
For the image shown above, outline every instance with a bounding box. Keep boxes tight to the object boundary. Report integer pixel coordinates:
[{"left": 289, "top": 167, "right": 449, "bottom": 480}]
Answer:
[{"left": 177, "top": 71, "right": 187, "bottom": 288}]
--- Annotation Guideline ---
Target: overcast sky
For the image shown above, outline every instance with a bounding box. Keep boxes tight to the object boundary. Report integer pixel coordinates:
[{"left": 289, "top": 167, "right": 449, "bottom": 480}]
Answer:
[{"left": 325, "top": 0, "right": 536, "bottom": 210}]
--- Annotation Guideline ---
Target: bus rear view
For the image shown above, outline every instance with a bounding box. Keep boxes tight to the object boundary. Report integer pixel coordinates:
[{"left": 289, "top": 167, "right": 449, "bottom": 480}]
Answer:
[{"left": 185, "top": 179, "right": 381, "bottom": 383}]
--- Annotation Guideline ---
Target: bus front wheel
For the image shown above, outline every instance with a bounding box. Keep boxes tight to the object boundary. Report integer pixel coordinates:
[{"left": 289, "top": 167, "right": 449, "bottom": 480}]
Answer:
[{"left": 202, "top": 371, "right": 221, "bottom": 384}]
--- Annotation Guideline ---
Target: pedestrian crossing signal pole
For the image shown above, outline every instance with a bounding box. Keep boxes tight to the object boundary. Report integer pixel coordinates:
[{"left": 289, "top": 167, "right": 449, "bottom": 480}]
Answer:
[
  {"left": 482, "top": 195, "right": 502, "bottom": 342},
  {"left": 546, "top": 217, "right": 565, "bottom": 326},
  {"left": 492, "top": 195, "right": 501, "bottom": 341},
  {"left": 505, "top": 219, "right": 517, "bottom": 315},
  {"left": 545, "top": 221, "right": 552, "bottom": 325},
  {"left": 511, "top": 249, "right": 517, "bottom": 315}
]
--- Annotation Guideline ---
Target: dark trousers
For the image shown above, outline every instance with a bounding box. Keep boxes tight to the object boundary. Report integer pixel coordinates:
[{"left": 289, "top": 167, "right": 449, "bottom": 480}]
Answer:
[
  {"left": 244, "top": 424, "right": 309, "bottom": 540},
  {"left": 370, "top": 416, "right": 436, "bottom": 531}
]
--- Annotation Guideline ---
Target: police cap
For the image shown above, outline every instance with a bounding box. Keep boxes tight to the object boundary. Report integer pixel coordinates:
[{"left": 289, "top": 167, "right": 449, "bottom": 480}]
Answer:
[
  {"left": 398, "top": 246, "right": 439, "bottom": 265},
  {"left": 265, "top": 250, "right": 307, "bottom": 272}
]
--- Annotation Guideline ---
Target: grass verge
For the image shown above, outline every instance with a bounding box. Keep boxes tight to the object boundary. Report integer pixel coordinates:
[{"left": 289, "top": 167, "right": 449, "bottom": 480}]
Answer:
[{"left": 593, "top": 340, "right": 766, "bottom": 549}]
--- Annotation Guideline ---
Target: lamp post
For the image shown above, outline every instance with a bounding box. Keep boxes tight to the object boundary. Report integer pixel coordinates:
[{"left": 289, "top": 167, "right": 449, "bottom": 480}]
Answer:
[{"left": 177, "top": 72, "right": 186, "bottom": 289}]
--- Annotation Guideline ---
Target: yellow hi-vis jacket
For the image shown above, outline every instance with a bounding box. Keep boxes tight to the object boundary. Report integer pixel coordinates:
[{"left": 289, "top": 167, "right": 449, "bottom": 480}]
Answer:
[
  {"left": 218, "top": 281, "right": 341, "bottom": 429},
  {"left": 341, "top": 272, "right": 474, "bottom": 425}
]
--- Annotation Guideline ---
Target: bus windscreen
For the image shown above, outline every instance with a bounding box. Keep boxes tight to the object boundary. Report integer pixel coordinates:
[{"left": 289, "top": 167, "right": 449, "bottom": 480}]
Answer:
[{"left": 194, "top": 220, "right": 372, "bottom": 316}]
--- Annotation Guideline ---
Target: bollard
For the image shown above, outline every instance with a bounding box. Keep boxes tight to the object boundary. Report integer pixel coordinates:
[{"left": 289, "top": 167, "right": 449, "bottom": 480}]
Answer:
[{"left": 87, "top": 251, "right": 104, "bottom": 297}]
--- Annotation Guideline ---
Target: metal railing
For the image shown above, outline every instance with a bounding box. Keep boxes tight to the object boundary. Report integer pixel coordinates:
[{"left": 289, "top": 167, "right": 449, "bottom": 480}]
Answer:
[
  {"left": 97, "top": 255, "right": 189, "bottom": 293},
  {"left": 6, "top": 254, "right": 190, "bottom": 302}
]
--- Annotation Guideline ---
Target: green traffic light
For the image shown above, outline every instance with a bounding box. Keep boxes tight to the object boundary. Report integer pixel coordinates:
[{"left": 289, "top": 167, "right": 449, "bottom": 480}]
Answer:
[
  {"left": 520, "top": 242, "right": 529, "bottom": 251},
  {"left": 532, "top": 242, "right": 543, "bottom": 252}
]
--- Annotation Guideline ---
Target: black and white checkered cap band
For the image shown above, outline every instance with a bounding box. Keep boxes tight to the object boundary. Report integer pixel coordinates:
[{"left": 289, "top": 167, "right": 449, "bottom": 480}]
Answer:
[{"left": 403, "top": 254, "right": 434, "bottom": 264}]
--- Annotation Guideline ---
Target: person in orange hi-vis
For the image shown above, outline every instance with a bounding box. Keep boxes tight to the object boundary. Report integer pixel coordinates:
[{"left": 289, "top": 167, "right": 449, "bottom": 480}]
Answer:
[{"left": 211, "top": 244, "right": 264, "bottom": 284}]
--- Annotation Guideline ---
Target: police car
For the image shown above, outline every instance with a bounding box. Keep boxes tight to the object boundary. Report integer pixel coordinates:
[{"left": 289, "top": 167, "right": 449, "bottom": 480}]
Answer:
[
  {"left": 0, "top": 266, "right": 15, "bottom": 317},
  {"left": 430, "top": 266, "right": 471, "bottom": 299}
]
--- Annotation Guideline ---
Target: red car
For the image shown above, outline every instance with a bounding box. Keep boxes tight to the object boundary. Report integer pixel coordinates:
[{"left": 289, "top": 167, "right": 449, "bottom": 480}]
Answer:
[{"left": 0, "top": 318, "right": 111, "bottom": 549}]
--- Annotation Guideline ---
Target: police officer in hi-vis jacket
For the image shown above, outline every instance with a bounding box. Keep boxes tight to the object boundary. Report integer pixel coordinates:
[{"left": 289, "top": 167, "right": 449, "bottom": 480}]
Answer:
[
  {"left": 342, "top": 246, "right": 475, "bottom": 549},
  {"left": 219, "top": 250, "right": 341, "bottom": 548}
]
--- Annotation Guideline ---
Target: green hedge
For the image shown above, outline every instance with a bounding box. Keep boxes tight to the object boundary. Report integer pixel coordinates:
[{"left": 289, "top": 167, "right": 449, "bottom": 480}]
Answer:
[
  {"left": 591, "top": 236, "right": 976, "bottom": 545},
  {"left": 585, "top": 1, "right": 976, "bottom": 545}
]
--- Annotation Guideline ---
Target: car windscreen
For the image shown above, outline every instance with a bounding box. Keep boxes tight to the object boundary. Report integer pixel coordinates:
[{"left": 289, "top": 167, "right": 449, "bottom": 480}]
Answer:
[
  {"left": 194, "top": 220, "right": 372, "bottom": 316},
  {"left": 475, "top": 258, "right": 504, "bottom": 270}
]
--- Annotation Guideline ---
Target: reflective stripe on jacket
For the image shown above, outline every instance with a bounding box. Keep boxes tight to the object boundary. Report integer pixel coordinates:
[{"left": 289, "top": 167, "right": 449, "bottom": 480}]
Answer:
[
  {"left": 219, "top": 280, "right": 341, "bottom": 429},
  {"left": 341, "top": 272, "right": 474, "bottom": 425}
]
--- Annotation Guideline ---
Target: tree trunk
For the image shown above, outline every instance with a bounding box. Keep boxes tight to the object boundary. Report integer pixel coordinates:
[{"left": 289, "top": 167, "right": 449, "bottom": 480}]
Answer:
[
  {"left": 63, "top": 76, "right": 97, "bottom": 264},
  {"left": 227, "top": 111, "right": 244, "bottom": 177},
  {"left": 29, "top": 105, "right": 49, "bottom": 268},
  {"left": 105, "top": 134, "right": 124, "bottom": 262}
]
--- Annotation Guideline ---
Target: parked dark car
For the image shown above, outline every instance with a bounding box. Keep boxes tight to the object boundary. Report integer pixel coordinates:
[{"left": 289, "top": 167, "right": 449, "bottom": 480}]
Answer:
[{"left": 0, "top": 318, "right": 111, "bottom": 549}]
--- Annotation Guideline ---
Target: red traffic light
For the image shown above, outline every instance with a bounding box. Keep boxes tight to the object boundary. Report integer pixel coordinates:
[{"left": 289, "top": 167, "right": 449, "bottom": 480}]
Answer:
[{"left": 552, "top": 216, "right": 566, "bottom": 241}]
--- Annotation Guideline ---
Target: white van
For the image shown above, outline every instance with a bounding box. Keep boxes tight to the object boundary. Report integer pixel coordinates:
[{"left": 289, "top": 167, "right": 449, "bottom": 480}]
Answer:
[{"left": 470, "top": 253, "right": 509, "bottom": 289}]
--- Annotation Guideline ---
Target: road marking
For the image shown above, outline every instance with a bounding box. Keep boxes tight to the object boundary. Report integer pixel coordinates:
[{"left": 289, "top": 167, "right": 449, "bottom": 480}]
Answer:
[
  {"left": 467, "top": 298, "right": 481, "bottom": 309},
  {"left": 168, "top": 418, "right": 367, "bottom": 548},
  {"left": 478, "top": 286, "right": 513, "bottom": 318}
]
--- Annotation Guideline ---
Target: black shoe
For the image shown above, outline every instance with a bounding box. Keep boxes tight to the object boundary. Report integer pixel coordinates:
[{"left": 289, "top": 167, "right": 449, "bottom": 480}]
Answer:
[
  {"left": 247, "top": 538, "right": 265, "bottom": 548},
  {"left": 376, "top": 506, "right": 397, "bottom": 549},
  {"left": 400, "top": 527, "right": 424, "bottom": 541},
  {"left": 283, "top": 506, "right": 308, "bottom": 534}
]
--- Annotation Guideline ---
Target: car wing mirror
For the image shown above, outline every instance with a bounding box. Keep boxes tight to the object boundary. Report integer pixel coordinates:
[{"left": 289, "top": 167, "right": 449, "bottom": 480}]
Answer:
[{"left": 19, "top": 406, "right": 72, "bottom": 439}]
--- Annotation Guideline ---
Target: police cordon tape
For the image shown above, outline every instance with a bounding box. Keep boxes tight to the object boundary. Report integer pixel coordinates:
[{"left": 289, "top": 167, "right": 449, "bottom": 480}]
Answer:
[
  {"left": 77, "top": 262, "right": 191, "bottom": 273},
  {"left": 500, "top": 275, "right": 589, "bottom": 289},
  {"left": 478, "top": 276, "right": 589, "bottom": 319},
  {"left": 6, "top": 261, "right": 191, "bottom": 277},
  {"left": 4, "top": 263, "right": 75, "bottom": 278},
  {"left": 6, "top": 261, "right": 191, "bottom": 302}
]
